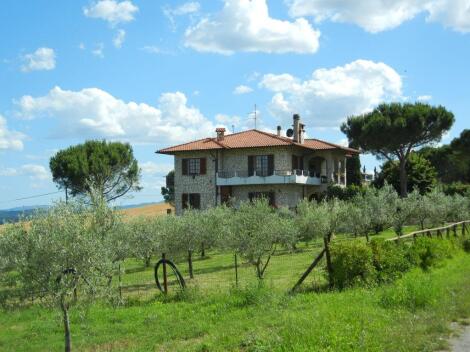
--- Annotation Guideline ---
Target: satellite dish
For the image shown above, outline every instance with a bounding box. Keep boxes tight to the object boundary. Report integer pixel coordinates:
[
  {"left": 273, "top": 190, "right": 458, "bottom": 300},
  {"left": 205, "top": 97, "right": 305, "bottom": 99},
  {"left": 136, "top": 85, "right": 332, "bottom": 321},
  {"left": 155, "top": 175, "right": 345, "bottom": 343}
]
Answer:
[{"left": 286, "top": 128, "right": 294, "bottom": 138}]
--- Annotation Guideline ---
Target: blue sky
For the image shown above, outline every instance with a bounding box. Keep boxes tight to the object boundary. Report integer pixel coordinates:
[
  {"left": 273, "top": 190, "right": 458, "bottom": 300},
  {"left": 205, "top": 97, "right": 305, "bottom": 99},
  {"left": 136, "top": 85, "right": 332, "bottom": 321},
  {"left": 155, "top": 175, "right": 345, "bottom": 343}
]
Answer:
[{"left": 1, "top": 0, "right": 469, "bottom": 209}]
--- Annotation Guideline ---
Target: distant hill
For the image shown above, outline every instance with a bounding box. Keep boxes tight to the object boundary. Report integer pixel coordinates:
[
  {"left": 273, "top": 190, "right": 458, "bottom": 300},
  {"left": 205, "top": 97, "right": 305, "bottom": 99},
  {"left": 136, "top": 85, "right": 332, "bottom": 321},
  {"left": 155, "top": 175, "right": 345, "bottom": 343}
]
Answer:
[{"left": 0, "top": 202, "right": 172, "bottom": 224}]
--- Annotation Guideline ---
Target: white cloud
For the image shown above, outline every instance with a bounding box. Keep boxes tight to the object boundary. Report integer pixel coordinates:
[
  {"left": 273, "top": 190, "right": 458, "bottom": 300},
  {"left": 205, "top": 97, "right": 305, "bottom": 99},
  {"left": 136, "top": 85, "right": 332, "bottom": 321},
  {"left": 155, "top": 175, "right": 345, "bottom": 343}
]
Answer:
[
  {"left": 15, "top": 86, "right": 218, "bottom": 145},
  {"left": 184, "top": 0, "right": 320, "bottom": 54},
  {"left": 0, "top": 115, "right": 25, "bottom": 151},
  {"left": 21, "top": 47, "right": 56, "bottom": 72},
  {"left": 0, "top": 164, "right": 49, "bottom": 180},
  {"left": 417, "top": 95, "right": 432, "bottom": 101},
  {"left": 83, "top": 0, "right": 138, "bottom": 25},
  {"left": 92, "top": 43, "right": 104, "bottom": 58},
  {"left": 113, "top": 29, "right": 126, "bottom": 48},
  {"left": 233, "top": 85, "right": 253, "bottom": 95},
  {"left": 140, "top": 161, "right": 173, "bottom": 175},
  {"left": 141, "top": 46, "right": 174, "bottom": 55},
  {"left": 260, "top": 59, "right": 403, "bottom": 128},
  {"left": 288, "top": 0, "right": 470, "bottom": 33},
  {"left": 163, "top": 1, "right": 201, "bottom": 30},
  {"left": 427, "top": 0, "right": 470, "bottom": 33}
]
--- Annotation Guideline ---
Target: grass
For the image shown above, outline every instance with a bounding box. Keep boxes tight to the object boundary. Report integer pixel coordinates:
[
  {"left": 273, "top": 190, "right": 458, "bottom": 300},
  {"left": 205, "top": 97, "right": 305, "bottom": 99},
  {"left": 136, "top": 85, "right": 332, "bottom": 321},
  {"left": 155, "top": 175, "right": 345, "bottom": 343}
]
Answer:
[{"left": 1, "top": 236, "right": 470, "bottom": 351}]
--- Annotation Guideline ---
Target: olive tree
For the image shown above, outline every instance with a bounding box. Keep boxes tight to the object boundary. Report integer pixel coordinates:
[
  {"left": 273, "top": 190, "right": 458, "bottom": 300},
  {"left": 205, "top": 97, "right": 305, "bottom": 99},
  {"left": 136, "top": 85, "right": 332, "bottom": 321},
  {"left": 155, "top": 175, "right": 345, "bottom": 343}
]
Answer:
[
  {"left": 228, "top": 199, "right": 280, "bottom": 279},
  {"left": 0, "top": 201, "right": 115, "bottom": 352}
]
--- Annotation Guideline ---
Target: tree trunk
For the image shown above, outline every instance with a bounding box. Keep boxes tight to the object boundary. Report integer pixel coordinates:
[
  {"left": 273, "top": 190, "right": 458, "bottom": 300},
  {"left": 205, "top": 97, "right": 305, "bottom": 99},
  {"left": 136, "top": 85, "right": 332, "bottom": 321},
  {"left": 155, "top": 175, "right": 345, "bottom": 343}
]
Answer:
[
  {"left": 61, "top": 300, "right": 72, "bottom": 352},
  {"left": 144, "top": 256, "right": 151, "bottom": 268},
  {"left": 188, "top": 250, "right": 194, "bottom": 279},
  {"left": 200, "top": 243, "right": 205, "bottom": 258},
  {"left": 399, "top": 158, "right": 408, "bottom": 198}
]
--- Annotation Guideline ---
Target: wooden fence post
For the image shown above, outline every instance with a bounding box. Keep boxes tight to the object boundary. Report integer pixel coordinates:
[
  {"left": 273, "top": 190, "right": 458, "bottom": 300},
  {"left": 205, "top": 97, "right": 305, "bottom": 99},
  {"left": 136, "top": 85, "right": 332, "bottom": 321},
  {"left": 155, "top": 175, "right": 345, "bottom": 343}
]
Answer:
[
  {"left": 453, "top": 225, "right": 458, "bottom": 237},
  {"left": 324, "top": 236, "right": 333, "bottom": 289},
  {"left": 446, "top": 227, "right": 450, "bottom": 238},
  {"left": 462, "top": 222, "right": 466, "bottom": 236},
  {"left": 437, "top": 229, "right": 442, "bottom": 239},
  {"left": 234, "top": 253, "right": 239, "bottom": 287},
  {"left": 188, "top": 250, "right": 194, "bottom": 279},
  {"left": 162, "top": 253, "right": 168, "bottom": 295}
]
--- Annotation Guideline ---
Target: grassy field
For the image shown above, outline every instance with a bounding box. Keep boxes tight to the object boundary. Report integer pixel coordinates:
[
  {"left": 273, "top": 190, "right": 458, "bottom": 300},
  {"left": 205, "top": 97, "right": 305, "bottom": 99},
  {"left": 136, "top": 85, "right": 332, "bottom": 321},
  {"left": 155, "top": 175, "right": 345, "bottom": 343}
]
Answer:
[
  {"left": 1, "top": 223, "right": 468, "bottom": 351},
  {"left": 1, "top": 249, "right": 469, "bottom": 351}
]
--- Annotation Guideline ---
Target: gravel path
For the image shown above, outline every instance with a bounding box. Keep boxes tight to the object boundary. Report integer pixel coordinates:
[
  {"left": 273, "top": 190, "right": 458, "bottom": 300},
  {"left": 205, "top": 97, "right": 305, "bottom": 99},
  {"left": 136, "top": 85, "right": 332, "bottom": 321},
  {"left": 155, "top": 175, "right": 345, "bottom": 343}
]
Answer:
[{"left": 448, "top": 324, "right": 470, "bottom": 352}]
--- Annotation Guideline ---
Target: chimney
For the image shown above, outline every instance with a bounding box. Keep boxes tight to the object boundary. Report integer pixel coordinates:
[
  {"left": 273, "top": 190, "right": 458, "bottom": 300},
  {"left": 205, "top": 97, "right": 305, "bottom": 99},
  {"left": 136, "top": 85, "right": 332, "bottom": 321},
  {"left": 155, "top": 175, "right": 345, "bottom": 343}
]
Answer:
[
  {"left": 216, "top": 127, "right": 226, "bottom": 141},
  {"left": 293, "top": 114, "right": 305, "bottom": 144},
  {"left": 277, "top": 125, "right": 282, "bottom": 137}
]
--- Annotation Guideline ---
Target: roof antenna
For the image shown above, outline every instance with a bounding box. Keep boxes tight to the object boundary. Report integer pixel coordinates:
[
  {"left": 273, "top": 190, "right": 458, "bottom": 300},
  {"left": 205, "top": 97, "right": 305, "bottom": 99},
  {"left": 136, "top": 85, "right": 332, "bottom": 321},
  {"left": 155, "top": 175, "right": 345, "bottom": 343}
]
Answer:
[
  {"left": 247, "top": 104, "right": 258, "bottom": 129},
  {"left": 232, "top": 124, "right": 235, "bottom": 134}
]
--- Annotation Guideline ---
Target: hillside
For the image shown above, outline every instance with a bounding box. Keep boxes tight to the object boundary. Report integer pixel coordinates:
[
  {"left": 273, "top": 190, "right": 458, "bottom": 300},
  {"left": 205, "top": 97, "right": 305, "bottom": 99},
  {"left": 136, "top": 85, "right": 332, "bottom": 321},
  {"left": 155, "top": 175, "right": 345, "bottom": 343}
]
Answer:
[{"left": 120, "top": 203, "right": 174, "bottom": 219}]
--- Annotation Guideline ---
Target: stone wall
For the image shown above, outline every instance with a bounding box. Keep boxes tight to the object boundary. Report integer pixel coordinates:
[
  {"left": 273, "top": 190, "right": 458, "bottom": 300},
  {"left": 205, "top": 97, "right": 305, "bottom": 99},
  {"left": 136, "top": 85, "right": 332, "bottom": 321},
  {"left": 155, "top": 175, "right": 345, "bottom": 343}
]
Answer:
[{"left": 174, "top": 150, "right": 217, "bottom": 215}]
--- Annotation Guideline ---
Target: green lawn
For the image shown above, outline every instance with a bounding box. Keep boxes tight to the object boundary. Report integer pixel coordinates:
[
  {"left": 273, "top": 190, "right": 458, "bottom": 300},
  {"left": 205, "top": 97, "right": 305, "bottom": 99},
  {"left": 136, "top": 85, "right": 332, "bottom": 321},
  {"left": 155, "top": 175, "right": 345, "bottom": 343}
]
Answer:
[{"left": 1, "top": 228, "right": 469, "bottom": 351}]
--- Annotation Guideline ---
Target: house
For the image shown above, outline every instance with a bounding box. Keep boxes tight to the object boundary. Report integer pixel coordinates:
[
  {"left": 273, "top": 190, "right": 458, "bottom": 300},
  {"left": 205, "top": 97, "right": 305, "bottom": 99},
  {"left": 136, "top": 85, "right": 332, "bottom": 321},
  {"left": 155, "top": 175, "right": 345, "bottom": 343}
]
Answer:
[{"left": 157, "top": 114, "right": 359, "bottom": 215}]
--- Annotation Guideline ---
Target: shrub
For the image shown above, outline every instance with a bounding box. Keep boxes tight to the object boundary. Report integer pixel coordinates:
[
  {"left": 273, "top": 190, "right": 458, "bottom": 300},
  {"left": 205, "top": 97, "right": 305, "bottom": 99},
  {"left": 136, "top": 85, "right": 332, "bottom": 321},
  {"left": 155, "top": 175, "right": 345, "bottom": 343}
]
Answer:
[
  {"left": 329, "top": 240, "right": 376, "bottom": 289},
  {"left": 369, "top": 239, "right": 412, "bottom": 283},
  {"left": 463, "top": 239, "right": 470, "bottom": 253},
  {"left": 408, "top": 237, "right": 454, "bottom": 270},
  {"left": 379, "top": 270, "right": 440, "bottom": 311}
]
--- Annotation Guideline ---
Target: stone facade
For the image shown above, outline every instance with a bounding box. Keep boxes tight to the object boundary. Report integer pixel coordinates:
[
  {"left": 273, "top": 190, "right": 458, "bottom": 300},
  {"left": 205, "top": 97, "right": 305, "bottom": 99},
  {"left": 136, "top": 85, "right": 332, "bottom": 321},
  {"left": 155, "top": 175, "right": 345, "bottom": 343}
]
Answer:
[{"left": 173, "top": 145, "right": 348, "bottom": 214}]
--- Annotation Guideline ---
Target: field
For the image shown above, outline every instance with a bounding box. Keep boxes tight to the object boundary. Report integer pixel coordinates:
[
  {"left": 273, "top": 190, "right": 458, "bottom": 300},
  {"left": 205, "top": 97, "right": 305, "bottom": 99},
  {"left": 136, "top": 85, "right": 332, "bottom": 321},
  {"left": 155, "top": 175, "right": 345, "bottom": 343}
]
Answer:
[
  {"left": 1, "top": 250, "right": 469, "bottom": 351},
  {"left": 120, "top": 203, "right": 174, "bottom": 219}
]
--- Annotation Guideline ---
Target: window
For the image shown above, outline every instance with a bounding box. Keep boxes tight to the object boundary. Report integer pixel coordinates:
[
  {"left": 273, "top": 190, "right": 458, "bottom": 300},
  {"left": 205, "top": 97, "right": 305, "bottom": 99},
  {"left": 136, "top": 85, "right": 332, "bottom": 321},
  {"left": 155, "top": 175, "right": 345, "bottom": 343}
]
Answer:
[
  {"left": 182, "top": 158, "right": 206, "bottom": 175},
  {"left": 182, "top": 193, "right": 201, "bottom": 209},
  {"left": 189, "top": 158, "right": 200, "bottom": 174},
  {"left": 255, "top": 155, "right": 268, "bottom": 176},
  {"left": 248, "top": 155, "right": 274, "bottom": 176},
  {"left": 248, "top": 191, "right": 275, "bottom": 206}
]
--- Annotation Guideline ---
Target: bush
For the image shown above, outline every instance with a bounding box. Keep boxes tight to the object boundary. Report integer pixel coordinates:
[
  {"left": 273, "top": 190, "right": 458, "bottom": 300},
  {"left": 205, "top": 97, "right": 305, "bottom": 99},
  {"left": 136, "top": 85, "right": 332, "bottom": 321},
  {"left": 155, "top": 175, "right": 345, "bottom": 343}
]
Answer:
[
  {"left": 379, "top": 270, "right": 440, "bottom": 311},
  {"left": 442, "top": 182, "right": 470, "bottom": 196},
  {"left": 463, "top": 239, "right": 470, "bottom": 253},
  {"left": 408, "top": 237, "right": 454, "bottom": 270},
  {"left": 329, "top": 240, "right": 376, "bottom": 289},
  {"left": 369, "top": 239, "right": 412, "bottom": 283}
]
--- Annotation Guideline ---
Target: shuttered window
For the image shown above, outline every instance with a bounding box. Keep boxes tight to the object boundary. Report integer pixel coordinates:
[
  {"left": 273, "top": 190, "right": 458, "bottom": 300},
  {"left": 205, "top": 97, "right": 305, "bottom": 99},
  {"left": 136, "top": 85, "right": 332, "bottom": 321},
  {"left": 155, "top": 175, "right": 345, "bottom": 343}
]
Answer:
[
  {"left": 248, "top": 155, "right": 274, "bottom": 176},
  {"left": 182, "top": 158, "right": 206, "bottom": 175},
  {"left": 182, "top": 193, "right": 201, "bottom": 209}
]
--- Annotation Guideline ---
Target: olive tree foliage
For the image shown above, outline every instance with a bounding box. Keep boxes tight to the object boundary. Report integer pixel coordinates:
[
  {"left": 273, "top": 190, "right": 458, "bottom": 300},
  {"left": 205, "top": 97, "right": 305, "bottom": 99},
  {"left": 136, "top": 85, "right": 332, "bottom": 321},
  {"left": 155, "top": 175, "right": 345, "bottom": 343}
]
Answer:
[
  {"left": 343, "top": 195, "right": 373, "bottom": 241},
  {"left": 226, "top": 199, "right": 282, "bottom": 279},
  {"left": 0, "top": 200, "right": 116, "bottom": 352},
  {"left": 364, "top": 184, "right": 397, "bottom": 234}
]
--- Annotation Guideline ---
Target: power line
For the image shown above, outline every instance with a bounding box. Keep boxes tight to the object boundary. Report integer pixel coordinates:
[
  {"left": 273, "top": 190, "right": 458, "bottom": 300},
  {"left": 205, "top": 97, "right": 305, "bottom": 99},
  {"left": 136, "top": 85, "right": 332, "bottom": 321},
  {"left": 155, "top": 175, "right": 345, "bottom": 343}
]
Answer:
[{"left": 0, "top": 191, "right": 62, "bottom": 205}]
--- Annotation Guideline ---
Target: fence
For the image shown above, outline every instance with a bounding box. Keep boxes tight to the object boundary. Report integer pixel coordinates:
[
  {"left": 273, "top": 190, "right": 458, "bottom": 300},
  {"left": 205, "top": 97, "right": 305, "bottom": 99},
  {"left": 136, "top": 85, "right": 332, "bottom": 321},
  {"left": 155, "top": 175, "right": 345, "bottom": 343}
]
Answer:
[{"left": 387, "top": 220, "right": 469, "bottom": 242}]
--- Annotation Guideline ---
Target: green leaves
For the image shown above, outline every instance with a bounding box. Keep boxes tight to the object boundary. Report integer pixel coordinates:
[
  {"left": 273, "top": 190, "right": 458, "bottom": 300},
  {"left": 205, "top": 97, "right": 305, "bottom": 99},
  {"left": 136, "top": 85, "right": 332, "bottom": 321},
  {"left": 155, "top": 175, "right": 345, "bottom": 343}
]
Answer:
[{"left": 49, "top": 140, "right": 141, "bottom": 202}]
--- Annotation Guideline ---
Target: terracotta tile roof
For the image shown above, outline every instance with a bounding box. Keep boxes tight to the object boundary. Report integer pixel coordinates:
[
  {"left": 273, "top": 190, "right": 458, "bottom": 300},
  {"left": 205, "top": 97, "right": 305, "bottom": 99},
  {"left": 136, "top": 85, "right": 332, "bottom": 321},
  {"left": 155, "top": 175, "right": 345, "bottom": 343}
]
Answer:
[{"left": 157, "top": 129, "right": 359, "bottom": 154}]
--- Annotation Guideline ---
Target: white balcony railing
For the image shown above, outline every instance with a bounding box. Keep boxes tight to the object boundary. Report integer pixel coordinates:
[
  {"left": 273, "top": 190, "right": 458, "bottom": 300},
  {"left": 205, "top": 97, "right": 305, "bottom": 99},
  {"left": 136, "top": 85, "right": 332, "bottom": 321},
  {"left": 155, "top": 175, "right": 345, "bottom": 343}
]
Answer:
[{"left": 216, "top": 169, "right": 329, "bottom": 186}]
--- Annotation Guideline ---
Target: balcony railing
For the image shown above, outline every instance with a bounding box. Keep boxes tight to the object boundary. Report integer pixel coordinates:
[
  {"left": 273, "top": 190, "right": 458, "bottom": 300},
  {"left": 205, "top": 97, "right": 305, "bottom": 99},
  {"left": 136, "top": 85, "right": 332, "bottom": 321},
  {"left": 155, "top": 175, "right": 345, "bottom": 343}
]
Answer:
[{"left": 216, "top": 169, "right": 330, "bottom": 186}]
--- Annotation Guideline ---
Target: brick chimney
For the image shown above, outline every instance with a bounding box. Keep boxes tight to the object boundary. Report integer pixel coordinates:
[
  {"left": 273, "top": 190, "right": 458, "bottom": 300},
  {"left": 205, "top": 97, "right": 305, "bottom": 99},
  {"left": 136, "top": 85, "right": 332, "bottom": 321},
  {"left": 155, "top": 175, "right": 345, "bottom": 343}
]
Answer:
[
  {"left": 216, "top": 127, "right": 226, "bottom": 141},
  {"left": 293, "top": 114, "right": 305, "bottom": 144},
  {"left": 277, "top": 125, "right": 282, "bottom": 137}
]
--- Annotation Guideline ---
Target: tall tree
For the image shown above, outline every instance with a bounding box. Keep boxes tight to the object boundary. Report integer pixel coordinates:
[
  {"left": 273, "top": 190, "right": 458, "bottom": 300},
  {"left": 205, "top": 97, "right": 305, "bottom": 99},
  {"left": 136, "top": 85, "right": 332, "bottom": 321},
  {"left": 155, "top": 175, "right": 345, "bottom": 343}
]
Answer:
[
  {"left": 161, "top": 170, "right": 175, "bottom": 205},
  {"left": 341, "top": 102, "right": 454, "bottom": 197},
  {"left": 50, "top": 140, "right": 141, "bottom": 202},
  {"left": 374, "top": 153, "right": 437, "bottom": 195}
]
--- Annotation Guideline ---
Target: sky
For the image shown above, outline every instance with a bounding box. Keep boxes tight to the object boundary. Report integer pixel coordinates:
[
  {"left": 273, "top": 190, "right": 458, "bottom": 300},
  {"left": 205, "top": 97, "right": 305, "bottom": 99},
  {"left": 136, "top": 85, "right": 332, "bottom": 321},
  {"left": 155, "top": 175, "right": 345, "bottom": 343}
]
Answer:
[{"left": 1, "top": 0, "right": 469, "bottom": 209}]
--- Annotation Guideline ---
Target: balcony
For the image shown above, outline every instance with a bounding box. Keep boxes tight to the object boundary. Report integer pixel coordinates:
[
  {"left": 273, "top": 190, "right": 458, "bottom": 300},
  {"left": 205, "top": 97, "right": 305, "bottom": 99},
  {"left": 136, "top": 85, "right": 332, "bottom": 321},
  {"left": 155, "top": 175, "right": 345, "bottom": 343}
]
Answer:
[{"left": 216, "top": 169, "right": 329, "bottom": 186}]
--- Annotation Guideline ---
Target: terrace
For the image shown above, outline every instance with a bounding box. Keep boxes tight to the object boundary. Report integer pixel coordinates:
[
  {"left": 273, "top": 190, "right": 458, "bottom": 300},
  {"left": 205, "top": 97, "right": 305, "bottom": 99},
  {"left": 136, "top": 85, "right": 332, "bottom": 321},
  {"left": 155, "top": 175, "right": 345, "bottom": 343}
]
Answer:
[{"left": 216, "top": 169, "right": 346, "bottom": 186}]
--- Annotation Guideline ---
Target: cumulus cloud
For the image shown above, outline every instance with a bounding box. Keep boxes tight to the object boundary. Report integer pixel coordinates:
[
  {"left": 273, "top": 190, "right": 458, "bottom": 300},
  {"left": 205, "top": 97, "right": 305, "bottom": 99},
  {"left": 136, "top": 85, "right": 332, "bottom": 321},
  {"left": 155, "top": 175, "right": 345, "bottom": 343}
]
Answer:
[
  {"left": 113, "top": 29, "right": 126, "bottom": 48},
  {"left": 260, "top": 59, "right": 403, "bottom": 128},
  {"left": 184, "top": 0, "right": 320, "bottom": 54},
  {"left": 140, "top": 161, "right": 174, "bottom": 175},
  {"left": 92, "top": 43, "right": 105, "bottom": 58},
  {"left": 15, "top": 86, "right": 218, "bottom": 145},
  {"left": 0, "top": 115, "right": 25, "bottom": 151},
  {"left": 288, "top": 0, "right": 470, "bottom": 33},
  {"left": 83, "top": 0, "right": 138, "bottom": 25},
  {"left": 21, "top": 47, "right": 56, "bottom": 72},
  {"left": 233, "top": 85, "right": 253, "bottom": 95},
  {"left": 0, "top": 164, "right": 49, "bottom": 180}
]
